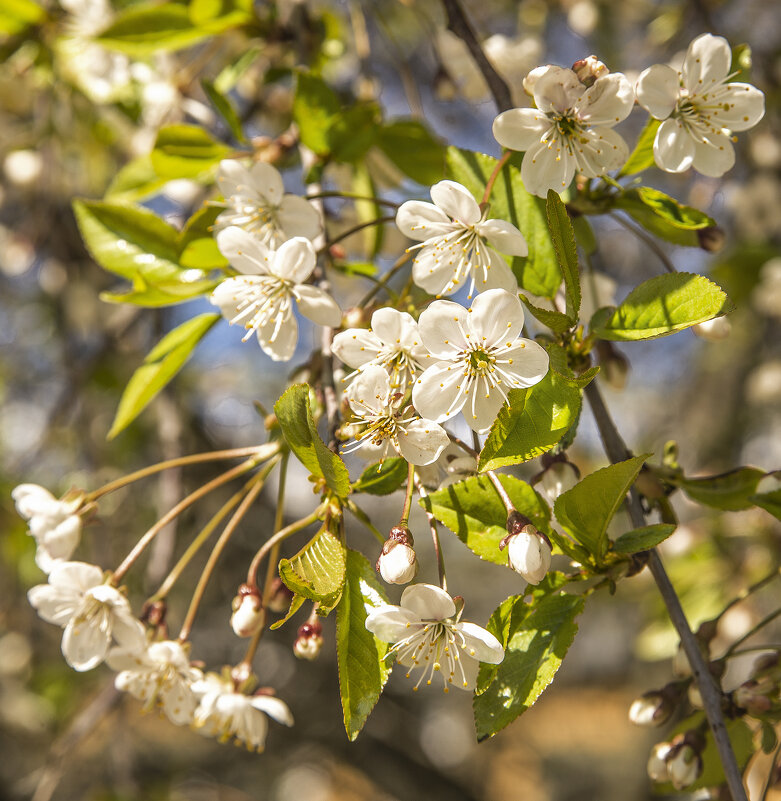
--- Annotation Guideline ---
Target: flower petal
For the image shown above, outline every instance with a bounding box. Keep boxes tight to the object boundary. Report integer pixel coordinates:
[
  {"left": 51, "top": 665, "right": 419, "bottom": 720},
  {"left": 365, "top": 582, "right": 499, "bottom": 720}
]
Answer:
[
  {"left": 477, "top": 218, "right": 528, "bottom": 257},
  {"left": 276, "top": 195, "right": 323, "bottom": 241},
  {"left": 492, "top": 107, "right": 551, "bottom": 152},
  {"left": 411, "top": 242, "right": 464, "bottom": 297},
  {"left": 521, "top": 139, "right": 575, "bottom": 197},
  {"left": 464, "top": 385, "right": 506, "bottom": 432},
  {"left": 216, "top": 227, "right": 271, "bottom": 275},
  {"left": 294, "top": 285, "right": 342, "bottom": 327},
  {"left": 682, "top": 33, "right": 731, "bottom": 92},
  {"left": 332, "top": 328, "right": 383, "bottom": 369},
  {"left": 468, "top": 288, "right": 524, "bottom": 346},
  {"left": 580, "top": 72, "right": 634, "bottom": 125},
  {"left": 497, "top": 339, "right": 550, "bottom": 387},
  {"left": 457, "top": 621, "right": 505, "bottom": 664},
  {"left": 710, "top": 83, "right": 765, "bottom": 131},
  {"left": 250, "top": 695, "right": 294, "bottom": 726},
  {"left": 479, "top": 248, "right": 521, "bottom": 293},
  {"left": 49, "top": 561, "right": 104, "bottom": 592},
  {"left": 691, "top": 131, "right": 735, "bottom": 177},
  {"left": 412, "top": 362, "right": 468, "bottom": 423},
  {"left": 395, "top": 200, "right": 452, "bottom": 241},
  {"left": 430, "top": 180, "right": 481, "bottom": 225},
  {"left": 456, "top": 652, "right": 480, "bottom": 690},
  {"left": 27, "top": 583, "right": 79, "bottom": 625},
  {"left": 271, "top": 237, "right": 316, "bottom": 283},
  {"left": 635, "top": 64, "right": 680, "bottom": 120},
  {"left": 396, "top": 418, "right": 449, "bottom": 466},
  {"left": 111, "top": 607, "right": 147, "bottom": 653},
  {"left": 216, "top": 160, "right": 251, "bottom": 199},
  {"left": 257, "top": 311, "right": 298, "bottom": 362},
  {"left": 418, "top": 300, "right": 470, "bottom": 358},
  {"left": 653, "top": 118, "right": 696, "bottom": 173},
  {"left": 576, "top": 127, "right": 630, "bottom": 176},
  {"left": 347, "top": 365, "right": 391, "bottom": 416},
  {"left": 532, "top": 66, "right": 583, "bottom": 115},
  {"left": 371, "top": 308, "right": 419, "bottom": 350},
  {"left": 400, "top": 583, "right": 456, "bottom": 620},
  {"left": 62, "top": 615, "right": 110, "bottom": 671},
  {"left": 248, "top": 161, "right": 284, "bottom": 206},
  {"left": 365, "top": 605, "right": 421, "bottom": 641}
]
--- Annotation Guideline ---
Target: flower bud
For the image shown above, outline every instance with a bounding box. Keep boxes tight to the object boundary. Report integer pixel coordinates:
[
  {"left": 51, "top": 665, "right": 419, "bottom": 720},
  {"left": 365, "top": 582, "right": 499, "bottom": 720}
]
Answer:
[
  {"left": 628, "top": 689, "right": 675, "bottom": 727},
  {"left": 667, "top": 744, "right": 703, "bottom": 790},
  {"left": 734, "top": 678, "right": 774, "bottom": 716},
  {"left": 687, "top": 682, "right": 703, "bottom": 709},
  {"left": 692, "top": 317, "right": 731, "bottom": 341},
  {"left": 697, "top": 226, "right": 725, "bottom": 253},
  {"left": 376, "top": 525, "right": 418, "bottom": 585},
  {"left": 294, "top": 621, "right": 323, "bottom": 661},
  {"left": 647, "top": 742, "right": 673, "bottom": 782},
  {"left": 571, "top": 55, "right": 609, "bottom": 87},
  {"left": 505, "top": 524, "right": 551, "bottom": 585},
  {"left": 230, "top": 584, "right": 263, "bottom": 638},
  {"left": 267, "top": 577, "right": 294, "bottom": 614}
]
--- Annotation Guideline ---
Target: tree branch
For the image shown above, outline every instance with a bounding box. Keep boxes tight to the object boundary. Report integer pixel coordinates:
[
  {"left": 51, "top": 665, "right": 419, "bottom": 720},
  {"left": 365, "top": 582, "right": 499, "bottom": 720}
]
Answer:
[
  {"left": 440, "top": 0, "right": 513, "bottom": 112},
  {"left": 584, "top": 380, "right": 748, "bottom": 801}
]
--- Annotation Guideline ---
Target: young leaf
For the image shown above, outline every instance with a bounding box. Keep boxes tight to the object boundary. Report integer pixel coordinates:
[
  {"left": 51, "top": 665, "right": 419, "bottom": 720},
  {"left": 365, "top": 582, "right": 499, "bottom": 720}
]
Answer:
[
  {"left": 478, "top": 369, "right": 585, "bottom": 473},
  {"left": 278, "top": 529, "right": 346, "bottom": 610},
  {"left": 666, "top": 467, "right": 766, "bottom": 511},
  {"left": 269, "top": 594, "right": 305, "bottom": 630},
  {"left": 618, "top": 118, "right": 661, "bottom": 177},
  {"left": 335, "top": 550, "right": 392, "bottom": 741},
  {"left": 151, "top": 124, "right": 230, "bottom": 179},
  {"left": 589, "top": 273, "right": 733, "bottom": 341},
  {"left": 445, "top": 147, "right": 561, "bottom": 298},
  {"left": 474, "top": 592, "right": 584, "bottom": 740},
  {"left": 351, "top": 458, "right": 408, "bottom": 496},
  {"left": 554, "top": 454, "right": 649, "bottom": 560},
  {"left": 178, "top": 205, "right": 228, "bottom": 270},
  {"left": 105, "top": 155, "right": 170, "bottom": 202},
  {"left": 376, "top": 119, "right": 446, "bottom": 186},
  {"left": 422, "top": 474, "right": 550, "bottom": 566},
  {"left": 108, "top": 313, "right": 220, "bottom": 438},
  {"left": 546, "top": 190, "right": 580, "bottom": 320},
  {"left": 0, "top": 0, "right": 46, "bottom": 36},
  {"left": 274, "top": 385, "right": 351, "bottom": 499},
  {"left": 293, "top": 72, "right": 340, "bottom": 156},
  {"left": 201, "top": 79, "right": 246, "bottom": 143},
  {"left": 752, "top": 489, "right": 781, "bottom": 522},
  {"left": 613, "top": 524, "right": 676, "bottom": 554},
  {"left": 519, "top": 295, "right": 575, "bottom": 334}
]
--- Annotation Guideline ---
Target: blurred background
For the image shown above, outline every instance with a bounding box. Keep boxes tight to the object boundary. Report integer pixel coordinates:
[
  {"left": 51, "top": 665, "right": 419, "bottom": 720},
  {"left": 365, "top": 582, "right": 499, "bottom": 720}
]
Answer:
[{"left": 0, "top": 0, "right": 780, "bottom": 799}]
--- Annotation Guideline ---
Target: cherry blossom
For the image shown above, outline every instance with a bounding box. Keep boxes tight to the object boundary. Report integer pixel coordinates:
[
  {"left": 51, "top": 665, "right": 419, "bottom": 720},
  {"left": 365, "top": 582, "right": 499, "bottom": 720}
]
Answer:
[
  {"left": 507, "top": 529, "right": 551, "bottom": 585},
  {"left": 214, "top": 160, "right": 322, "bottom": 247},
  {"left": 212, "top": 227, "right": 341, "bottom": 361},
  {"left": 635, "top": 34, "right": 765, "bottom": 176},
  {"left": 365, "top": 583, "right": 504, "bottom": 692},
  {"left": 396, "top": 180, "right": 526, "bottom": 297},
  {"left": 493, "top": 63, "right": 633, "bottom": 197},
  {"left": 12, "top": 484, "right": 82, "bottom": 573},
  {"left": 192, "top": 674, "right": 293, "bottom": 751},
  {"left": 412, "top": 289, "right": 549, "bottom": 432},
  {"left": 107, "top": 640, "right": 203, "bottom": 725},
  {"left": 343, "top": 365, "right": 449, "bottom": 466},
  {"left": 332, "top": 308, "right": 430, "bottom": 392},
  {"left": 27, "top": 562, "right": 146, "bottom": 671}
]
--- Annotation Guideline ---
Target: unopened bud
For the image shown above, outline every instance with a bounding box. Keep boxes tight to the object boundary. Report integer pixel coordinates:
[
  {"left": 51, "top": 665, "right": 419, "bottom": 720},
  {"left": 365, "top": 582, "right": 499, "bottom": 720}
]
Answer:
[
  {"left": 693, "top": 317, "right": 731, "bottom": 341},
  {"left": 629, "top": 689, "right": 675, "bottom": 727},
  {"left": 505, "top": 524, "right": 552, "bottom": 585},
  {"left": 734, "top": 678, "right": 774, "bottom": 716},
  {"left": 572, "top": 55, "right": 609, "bottom": 87},
  {"left": 231, "top": 584, "right": 263, "bottom": 638},
  {"left": 267, "top": 577, "right": 294, "bottom": 614},
  {"left": 141, "top": 599, "right": 167, "bottom": 628},
  {"left": 647, "top": 742, "right": 673, "bottom": 782},
  {"left": 667, "top": 743, "right": 703, "bottom": 790},
  {"left": 294, "top": 621, "right": 323, "bottom": 661},
  {"left": 377, "top": 533, "right": 418, "bottom": 585},
  {"left": 697, "top": 226, "right": 725, "bottom": 253},
  {"left": 687, "top": 682, "right": 703, "bottom": 709}
]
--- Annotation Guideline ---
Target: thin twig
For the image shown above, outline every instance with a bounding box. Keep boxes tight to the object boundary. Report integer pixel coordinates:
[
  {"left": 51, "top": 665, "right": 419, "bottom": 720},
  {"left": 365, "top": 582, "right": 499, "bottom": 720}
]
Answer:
[
  {"left": 321, "top": 216, "right": 395, "bottom": 251},
  {"left": 584, "top": 380, "right": 748, "bottom": 801},
  {"left": 610, "top": 212, "right": 677, "bottom": 274},
  {"left": 414, "top": 474, "right": 447, "bottom": 592}
]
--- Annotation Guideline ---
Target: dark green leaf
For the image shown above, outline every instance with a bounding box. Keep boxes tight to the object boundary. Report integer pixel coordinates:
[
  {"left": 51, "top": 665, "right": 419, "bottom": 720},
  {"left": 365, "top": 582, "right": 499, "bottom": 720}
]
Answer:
[
  {"left": 376, "top": 120, "right": 446, "bottom": 185},
  {"left": 201, "top": 79, "right": 246, "bottom": 143},
  {"left": 546, "top": 190, "right": 580, "bottom": 320},
  {"left": 279, "top": 529, "right": 346, "bottom": 610},
  {"left": 589, "top": 273, "right": 733, "bottom": 341},
  {"left": 336, "top": 550, "right": 392, "bottom": 740},
  {"left": 571, "top": 215, "right": 596, "bottom": 256},
  {"left": 474, "top": 593, "right": 584, "bottom": 740},
  {"left": 613, "top": 524, "right": 676, "bottom": 554},
  {"left": 668, "top": 467, "right": 766, "bottom": 511},
  {"left": 618, "top": 118, "right": 661, "bottom": 177},
  {"left": 274, "top": 384, "right": 351, "bottom": 499},
  {"left": 352, "top": 458, "right": 408, "bottom": 496},
  {"left": 329, "top": 104, "right": 380, "bottom": 164},
  {"left": 108, "top": 313, "right": 219, "bottom": 438}
]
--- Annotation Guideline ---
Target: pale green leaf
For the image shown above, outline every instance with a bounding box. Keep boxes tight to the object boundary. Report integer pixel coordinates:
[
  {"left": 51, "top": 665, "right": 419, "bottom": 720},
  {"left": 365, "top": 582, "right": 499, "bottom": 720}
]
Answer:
[
  {"left": 0, "top": 0, "right": 45, "bottom": 35},
  {"left": 151, "top": 124, "right": 230, "bottom": 179},
  {"left": 105, "top": 155, "right": 170, "bottom": 202},
  {"left": 618, "top": 118, "right": 661, "bottom": 177},
  {"left": 269, "top": 594, "right": 305, "bottom": 630},
  {"left": 519, "top": 295, "right": 575, "bottom": 334},
  {"left": 201, "top": 79, "right": 246, "bottom": 143},
  {"left": 97, "top": 2, "right": 210, "bottom": 54},
  {"left": 293, "top": 72, "right": 340, "bottom": 156},
  {"left": 546, "top": 190, "right": 580, "bottom": 319},
  {"left": 279, "top": 529, "right": 346, "bottom": 610}
]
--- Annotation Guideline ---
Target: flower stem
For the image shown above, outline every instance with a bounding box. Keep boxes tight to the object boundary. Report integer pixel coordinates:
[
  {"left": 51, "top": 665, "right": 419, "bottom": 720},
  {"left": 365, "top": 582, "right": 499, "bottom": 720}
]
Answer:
[
  {"left": 486, "top": 470, "right": 515, "bottom": 515},
  {"left": 414, "top": 473, "right": 447, "bottom": 593},
  {"left": 399, "top": 462, "right": 416, "bottom": 526},
  {"left": 177, "top": 463, "right": 276, "bottom": 642},
  {"left": 321, "top": 216, "right": 396, "bottom": 251},
  {"left": 481, "top": 151, "right": 512, "bottom": 207},
  {"left": 305, "top": 191, "right": 399, "bottom": 208},
  {"left": 111, "top": 456, "right": 265, "bottom": 585},
  {"left": 725, "top": 608, "right": 781, "bottom": 658},
  {"left": 609, "top": 212, "right": 676, "bottom": 274},
  {"left": 87, "top": 445, "right": 274, "bottom": 502},
  {"left": 584, "top": 380, "right": 749, "bottom": 801},
  {"left": 447, "top": 432, "right": 479, "bottom": 458}
]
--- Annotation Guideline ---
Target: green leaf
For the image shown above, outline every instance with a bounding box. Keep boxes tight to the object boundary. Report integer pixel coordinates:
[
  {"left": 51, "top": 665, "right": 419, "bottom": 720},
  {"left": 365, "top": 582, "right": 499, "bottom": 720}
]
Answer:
[
  {"left": 546, "top": 190, "right": 580, "bottom": 320},
  {"left": 269, "top": 594, "right": 305, "bottom": 630},
  {"left": 105, "top": 156, "right": 170, "bottom": 202},
  {"left": 336, "top": 550, "right": 392, "bottom": 741},
  {"left": 752, "top": 488, "right": 781, "bottom": 521},
  {"left": 274, "top": 385, "right": 351, "bottom": 499},
  {"left": 478, "top": 367, "right": 584, "bottom": 472},
  {"left": 554, "top": 455, "right": 649, "bottom": 560},
  {"left": 445, "top": 147, "right": 561, "bottom": 298},
  {"left": 352, "top": 458, "right": 408, "bottom": 496},
  {"left": 474, "top": 593, "right": 584, "bottom": 740},
  {"left": 519, "top": 295, "right": 575, "bottom": 334},
  {"left": 201, "top": 79, "right": 246, "bottom": 143},
  {"left": 422, "top": 474, "right": 550, "bottom": 566},
  {"left": 213, "top": 45, "right": 262, "bottom": 94},
  {"left": 0, "top": 0, "right": 45, "bottom": 37},
  {"left": 278, "top": 529, "right": 346, "bottom": 610},
  {"left": 178, "top": 205, "right": 228, "bottom": 269},
  {"left": 293, "top": 72, "right": 340, "bottom": 156},
  {"left": 100, "top": 278, "right": 219, "bottom": 307},
  {"left": 328, "top": 104, "right": 380, "bottom": 164},
  {"left": 589, "top": 273, "right": 733, "bottom": 341},
  {"left": 108, "top": 313, "right": 219, "bottom": 438},
  {"left": 375, "top": 120, "right": 446, "bottom": 186},
  {"left": 151, "top": 124, "right": 230, "bottom": 179},
  {"left": 618, "top": 117, "right": 661, "bottom": 177},
  {"left": 666, "top": 467, "right": 766, "bottom": 511},
  {"left": 613, "top": 524, "right": 676, "bottom": 554}
]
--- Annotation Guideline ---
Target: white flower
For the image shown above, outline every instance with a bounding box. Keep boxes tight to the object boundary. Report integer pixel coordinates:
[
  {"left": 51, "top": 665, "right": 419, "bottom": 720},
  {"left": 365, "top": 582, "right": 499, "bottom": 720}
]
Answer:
[
  {"left": 343, "top": 365, "right": 449, "bottom": 466},
  {"left": 27, "top": 562, "right": 146, "bottom": 672},
  {"left": 192, "top": 674, "right": 293, "bottom": 751},
  {"left": 107, "top": 640, "right": 203, "bottom": 726},
  {"left": 412, "top": 289, "right": 549, "bottom": 432},
  {"left": 506, "top": 530, "right": 551, "bottom": 584},
  {"left": 332, "top": 308, "right": 430, "bottom": 392},
  {"left": 214, "top": 160, "right": 322, "bottom": 247},
  {"left": 12, "top": 484, "right": 82, "bottom": 573},
  {"left": 635, "top": 34, "right": 765, "bottom": 176},
  {"left": 396, "top": 180, "right": 526, "bottom": 298},
  {"left": 365, "top": 583, "right": 504, "bottom": 692},
  {"left": 493, "top": 65, "right": 634, "bottom": 197},
  {"left": 212, "top": 227, "right": 341, "bottom": 361}
]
